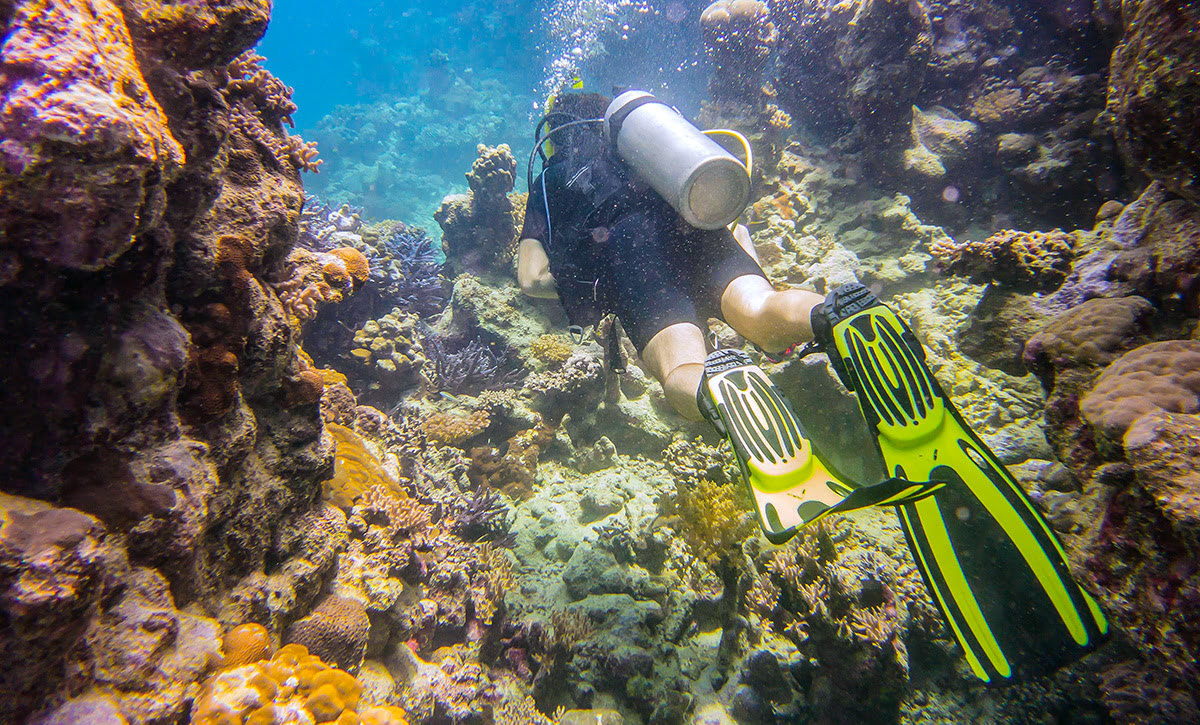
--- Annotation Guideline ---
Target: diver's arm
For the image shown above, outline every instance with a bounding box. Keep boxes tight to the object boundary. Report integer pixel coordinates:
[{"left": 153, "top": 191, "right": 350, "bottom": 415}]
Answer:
[{"left": 517, "top": 238, "right": 559, "bottom": 299}]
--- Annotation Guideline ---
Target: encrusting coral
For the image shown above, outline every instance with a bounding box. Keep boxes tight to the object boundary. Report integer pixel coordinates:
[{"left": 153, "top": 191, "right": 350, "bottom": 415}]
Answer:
[
  {"left": 1080, "top": 340, "right": 1200, "bottom": 451},
  {"left": 1023, "top": 295, "right": 1156, "bottom": 389},
  {"left": 931, "top": 228, "right": 1076, "bottom": 292},
  {"left": 325, "top": 423, "right": 409, "bottom": 510},
  {"left": 423, "top": 410, "right": 492, "bottom": 448},
  {"left": 191, "top": 641, "right": 409, "bottom": 725}
]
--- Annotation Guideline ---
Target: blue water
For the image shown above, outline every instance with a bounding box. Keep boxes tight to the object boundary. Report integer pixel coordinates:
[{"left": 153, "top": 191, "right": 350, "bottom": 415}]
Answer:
[{"left": 260, "top": 0, "right": 712, "bottom": 227}]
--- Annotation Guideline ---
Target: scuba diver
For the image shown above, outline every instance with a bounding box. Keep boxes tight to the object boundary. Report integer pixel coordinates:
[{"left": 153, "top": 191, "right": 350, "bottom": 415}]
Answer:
[{"left": 518, "top": 89, "right": 1107, "bottom": 683}]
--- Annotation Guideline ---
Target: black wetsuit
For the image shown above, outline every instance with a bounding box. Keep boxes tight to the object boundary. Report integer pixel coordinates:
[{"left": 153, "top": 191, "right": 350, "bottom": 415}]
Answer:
[{"left": 520, "top": 141, "right": 764, "bottom": 351}]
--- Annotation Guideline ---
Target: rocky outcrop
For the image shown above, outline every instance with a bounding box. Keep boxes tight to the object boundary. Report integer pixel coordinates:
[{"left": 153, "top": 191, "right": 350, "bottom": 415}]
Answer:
[
  {"left": 1107, "top": 0, "right": 1200, "bottom": 203},
  {"left": 0, "top": 1, "right": 334, "bottom": 720}
]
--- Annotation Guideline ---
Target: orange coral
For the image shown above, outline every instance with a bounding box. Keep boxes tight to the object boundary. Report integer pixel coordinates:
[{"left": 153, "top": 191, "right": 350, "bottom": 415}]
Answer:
[
  {"left": 328, "top": 247, "right": 371, "bottom": 289},
  {"left": 191, "top": 643, "right": 376, "bottom": 725},
  {"left": 222, "top": 624, "right": 273, "bottom": 668}
]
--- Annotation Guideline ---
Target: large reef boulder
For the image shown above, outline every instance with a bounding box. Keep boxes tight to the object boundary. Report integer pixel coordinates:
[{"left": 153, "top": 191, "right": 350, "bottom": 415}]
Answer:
[{"left": 1106, "top": 0, "right": 1200, "bottom": 203}]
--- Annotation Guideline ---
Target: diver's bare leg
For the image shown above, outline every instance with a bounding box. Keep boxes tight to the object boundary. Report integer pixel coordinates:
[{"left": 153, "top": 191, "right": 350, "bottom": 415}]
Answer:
[
  {"left": 720, "top": 274, "right": 824, "bottom": 353},
  {"left": 642, "top": 321, "right": 708, "bottom": 421}
]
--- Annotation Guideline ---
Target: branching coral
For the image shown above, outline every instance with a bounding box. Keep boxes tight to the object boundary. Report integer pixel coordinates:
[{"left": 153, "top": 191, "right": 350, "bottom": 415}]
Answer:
[
  {"left": 274, "top": 247, "right": 370, "bottom": 322},
  {"left": 421, "top": 331, "right": 525, "bottom": 396},
  {"left": 223, "top": 52, "right": 320, "bottom": 173},
  {"left": 664, "top": 478, "right": 755, "bottom": 569},
  {"left": 370, "top": 225, "right": 448, "bottom": 318},
  {"left": 931, "top": 228, "right": 1076, "bottom": 291},
  {"left": 449, "top": 486, "right": 512, "bottom": 544}
]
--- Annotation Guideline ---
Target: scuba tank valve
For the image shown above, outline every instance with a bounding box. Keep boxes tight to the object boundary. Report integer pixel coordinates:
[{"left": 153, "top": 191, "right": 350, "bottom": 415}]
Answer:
[{"left": 604, "top": 90, "right": 751, "bottom": 230}]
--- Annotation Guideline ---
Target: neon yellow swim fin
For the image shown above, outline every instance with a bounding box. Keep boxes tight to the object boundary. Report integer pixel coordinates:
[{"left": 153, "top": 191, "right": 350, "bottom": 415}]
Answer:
[
  {"left": 813, "top": 283, "right": 1108, "bottom": 683},
  {"left": 699, "top": 349, "right": 944, "bottom": 545}
]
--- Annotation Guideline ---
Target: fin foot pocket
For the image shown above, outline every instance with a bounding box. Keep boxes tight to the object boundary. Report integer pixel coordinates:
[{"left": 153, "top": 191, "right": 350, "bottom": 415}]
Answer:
[{"left": 699, "top": 349, "right": 940, "bottom": 543}]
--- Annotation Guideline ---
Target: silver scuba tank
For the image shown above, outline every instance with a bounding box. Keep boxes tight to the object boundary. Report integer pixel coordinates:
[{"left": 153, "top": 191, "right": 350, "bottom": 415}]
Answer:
[{"left": 604, "top": 90, "right": 750, "bottom": 230}]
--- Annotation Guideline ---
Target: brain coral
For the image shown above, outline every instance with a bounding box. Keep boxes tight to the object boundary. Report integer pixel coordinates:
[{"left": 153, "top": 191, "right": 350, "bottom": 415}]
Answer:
[
  {"left": 221, "top": 623, "right": 272, "bottom": 668},
  {"left": 285, "top": 595, "right": 371, "bottom": 674},
  {"left": 1080, "top": 340, "right": 1200, "bottom": 448},
  {"left": 1023, "top": 296, "right": 1156, "bottom": 387},
  {"left": 931, "top": 228, "right": 1075, "bottom": 291}
]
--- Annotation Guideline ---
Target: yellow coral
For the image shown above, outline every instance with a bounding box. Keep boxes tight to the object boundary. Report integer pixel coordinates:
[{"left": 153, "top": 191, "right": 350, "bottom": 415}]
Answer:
[
  {"left": 670, "top": 478, "right": 756, "bottom": 568},
  {"left": 529, "top": 334, "right": 574, "bottom": 365},
  {"left": 325, "top": 423, "right": 405, "bottom": 510},
  {"left": 422, "top": 410, "right": 491, "bottom": 447}
]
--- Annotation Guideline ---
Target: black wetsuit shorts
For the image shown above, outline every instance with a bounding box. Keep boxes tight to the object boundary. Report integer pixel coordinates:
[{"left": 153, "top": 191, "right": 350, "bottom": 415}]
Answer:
[{"left": 521, "top": 190, "right": 766, "bottom": 351}]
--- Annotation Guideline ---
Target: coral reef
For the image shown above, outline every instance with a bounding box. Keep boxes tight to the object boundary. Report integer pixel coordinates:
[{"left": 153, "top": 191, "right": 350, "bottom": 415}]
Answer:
[
  {"left": 285, "top": 594, "right": 372, "bottom": 673},
  {"left": 0, "top": 1, "right": 339, "bottom": 720},
  {"left": 931, "top": 228, "right": 1076, "bottom": 292},
  {"left": 769, "top": 0, "right": 1121, "bottom": 229},
  {"left": 436, "top": 144, "right": 520, "bottom": 276},
  {"left": 1079, "top": 340, "right": 1200, "bottom": 451}
]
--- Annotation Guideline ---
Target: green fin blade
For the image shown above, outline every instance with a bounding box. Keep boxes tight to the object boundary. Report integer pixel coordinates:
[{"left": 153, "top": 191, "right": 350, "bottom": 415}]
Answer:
[{"left": 821, "top": 283, "right": 1109, "bottom": 684}]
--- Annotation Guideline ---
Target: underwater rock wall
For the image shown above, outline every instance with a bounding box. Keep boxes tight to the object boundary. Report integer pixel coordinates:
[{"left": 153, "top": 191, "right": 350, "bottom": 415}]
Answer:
[
  {"left": 0, "top": 1, "right": 335, "bottom": 721},
  {"left": 765, "top": 0, "right": 1122, "bottom": 231}
]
